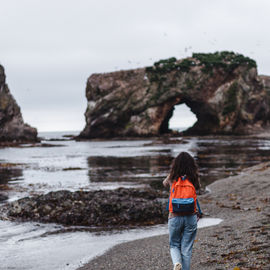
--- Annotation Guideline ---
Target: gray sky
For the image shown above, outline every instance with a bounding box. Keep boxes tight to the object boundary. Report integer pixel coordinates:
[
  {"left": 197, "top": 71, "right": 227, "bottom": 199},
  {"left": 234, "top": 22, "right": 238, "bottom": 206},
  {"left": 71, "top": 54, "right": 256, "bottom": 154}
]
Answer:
[{"left": 1, "top": 0, "right": 270, "bottom": 131}]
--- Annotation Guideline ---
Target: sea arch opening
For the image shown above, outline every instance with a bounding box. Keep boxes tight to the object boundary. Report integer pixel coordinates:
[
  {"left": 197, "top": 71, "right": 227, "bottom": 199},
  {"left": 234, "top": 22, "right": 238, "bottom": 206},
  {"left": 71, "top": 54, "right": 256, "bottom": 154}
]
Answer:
[
  {"left": 160, "top": 103, "right": 197, "bottom": 134},
  {"left": 169, "top": 103, "right": 197, "bottom": 132}
]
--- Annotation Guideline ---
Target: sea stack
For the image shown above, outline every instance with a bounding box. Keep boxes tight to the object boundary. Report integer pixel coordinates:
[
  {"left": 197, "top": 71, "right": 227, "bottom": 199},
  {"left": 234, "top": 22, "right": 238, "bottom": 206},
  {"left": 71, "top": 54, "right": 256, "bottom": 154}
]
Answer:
[
  {"left": 79, "top": 52, "right": 270, "bottom": 138},
  {"left": 0, "top": 64, "right": 37, "bottom": 142}
]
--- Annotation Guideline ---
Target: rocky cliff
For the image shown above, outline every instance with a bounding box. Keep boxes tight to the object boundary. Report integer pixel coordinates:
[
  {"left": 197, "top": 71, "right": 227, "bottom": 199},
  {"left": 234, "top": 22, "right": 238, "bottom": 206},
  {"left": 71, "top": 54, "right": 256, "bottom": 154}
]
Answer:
[
  {"left": 79, "top": 52, "right": 270, "bottom": 138},
  {"left": 0, "top": 65, "right": 37, "bottom": 142}
]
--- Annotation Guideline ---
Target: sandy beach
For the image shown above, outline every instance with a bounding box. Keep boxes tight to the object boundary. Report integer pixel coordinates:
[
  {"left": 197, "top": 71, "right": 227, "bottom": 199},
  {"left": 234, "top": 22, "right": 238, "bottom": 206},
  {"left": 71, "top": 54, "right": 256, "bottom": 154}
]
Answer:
[{"left": 78, "top": 162, "right": 270, "bottom": 270}]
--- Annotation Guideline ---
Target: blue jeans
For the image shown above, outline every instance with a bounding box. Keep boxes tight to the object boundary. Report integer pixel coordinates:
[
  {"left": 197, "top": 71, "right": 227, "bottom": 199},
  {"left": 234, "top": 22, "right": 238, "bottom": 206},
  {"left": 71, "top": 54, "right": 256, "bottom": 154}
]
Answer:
[{"left": 168, "top": 215, "right": 197, "bottom": 270}]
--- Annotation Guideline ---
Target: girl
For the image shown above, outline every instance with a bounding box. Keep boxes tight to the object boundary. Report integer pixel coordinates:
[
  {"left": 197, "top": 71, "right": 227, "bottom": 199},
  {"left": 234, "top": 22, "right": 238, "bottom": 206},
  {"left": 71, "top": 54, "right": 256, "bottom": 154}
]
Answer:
[{"left": 163, "top": 152, "right": 200, "bottom": 270}]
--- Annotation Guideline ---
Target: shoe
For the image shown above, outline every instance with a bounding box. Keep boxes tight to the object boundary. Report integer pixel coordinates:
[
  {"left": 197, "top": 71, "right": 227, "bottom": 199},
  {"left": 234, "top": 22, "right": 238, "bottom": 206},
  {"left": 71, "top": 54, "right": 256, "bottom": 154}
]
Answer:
[{"left": 174, "top": 262, "right": 182, "bottom": 270}]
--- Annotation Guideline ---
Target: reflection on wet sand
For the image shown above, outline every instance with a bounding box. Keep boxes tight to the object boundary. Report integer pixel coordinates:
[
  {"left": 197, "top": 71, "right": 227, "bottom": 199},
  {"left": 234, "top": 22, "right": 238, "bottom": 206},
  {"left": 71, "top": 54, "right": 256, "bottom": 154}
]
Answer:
[
  {"left": 87, "top": 137, "right": 270, "bottom": 189},
  {"left": 87, "top": 155, "right": 173, "bottom": 186},
  {"left": 196, "top": 137, "right": 270, "bottom": 186}
]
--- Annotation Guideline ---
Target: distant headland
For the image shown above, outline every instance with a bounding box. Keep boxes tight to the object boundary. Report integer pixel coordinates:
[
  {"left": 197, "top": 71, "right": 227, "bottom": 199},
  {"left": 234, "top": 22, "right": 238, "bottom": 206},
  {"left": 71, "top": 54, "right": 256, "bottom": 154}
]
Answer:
[{"left": 0, "top": 65, "right": 37, "bottom": 144}]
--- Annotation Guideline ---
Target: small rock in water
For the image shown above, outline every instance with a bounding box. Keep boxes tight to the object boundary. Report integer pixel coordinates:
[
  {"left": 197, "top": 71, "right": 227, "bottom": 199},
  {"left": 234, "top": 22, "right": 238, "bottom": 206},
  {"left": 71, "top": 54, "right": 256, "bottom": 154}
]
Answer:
[{"left": 0, "top": 194, "right": 8, "bottom": 201}]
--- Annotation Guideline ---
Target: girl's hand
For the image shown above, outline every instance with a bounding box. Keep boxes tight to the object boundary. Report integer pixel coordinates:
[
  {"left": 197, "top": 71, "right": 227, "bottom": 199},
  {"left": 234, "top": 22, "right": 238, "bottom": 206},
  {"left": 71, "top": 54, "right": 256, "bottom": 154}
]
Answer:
[{"left": 163, "top": 175, "right": 170, "bottom": 187}]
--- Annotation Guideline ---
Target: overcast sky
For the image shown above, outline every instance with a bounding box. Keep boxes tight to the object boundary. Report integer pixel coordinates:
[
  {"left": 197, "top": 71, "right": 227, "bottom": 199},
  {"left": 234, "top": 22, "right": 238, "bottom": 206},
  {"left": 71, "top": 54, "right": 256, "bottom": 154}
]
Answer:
[{"left": 1, "top": 0, "right": 270, "bottom": 132}]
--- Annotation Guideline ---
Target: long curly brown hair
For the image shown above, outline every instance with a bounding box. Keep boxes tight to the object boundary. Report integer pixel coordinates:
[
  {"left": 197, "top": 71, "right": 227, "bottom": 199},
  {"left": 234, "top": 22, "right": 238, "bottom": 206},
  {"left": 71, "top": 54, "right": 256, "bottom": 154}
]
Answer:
[{"left": 168, "top": 152, "right": 200, "bottom": 190}]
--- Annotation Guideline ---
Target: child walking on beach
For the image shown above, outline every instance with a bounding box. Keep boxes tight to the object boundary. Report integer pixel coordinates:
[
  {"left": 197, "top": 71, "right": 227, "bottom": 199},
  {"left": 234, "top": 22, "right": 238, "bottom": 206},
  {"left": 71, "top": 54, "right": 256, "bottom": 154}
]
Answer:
[{"left": 163, "top": 152, "right": 200, "bottom": 270}]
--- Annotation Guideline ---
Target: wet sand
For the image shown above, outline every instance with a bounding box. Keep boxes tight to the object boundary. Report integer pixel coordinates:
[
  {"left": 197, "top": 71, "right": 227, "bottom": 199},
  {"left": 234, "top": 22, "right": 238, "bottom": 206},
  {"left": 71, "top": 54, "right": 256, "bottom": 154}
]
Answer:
[{"left": 78, "top": 162, "right": 270, "bottom": 270}]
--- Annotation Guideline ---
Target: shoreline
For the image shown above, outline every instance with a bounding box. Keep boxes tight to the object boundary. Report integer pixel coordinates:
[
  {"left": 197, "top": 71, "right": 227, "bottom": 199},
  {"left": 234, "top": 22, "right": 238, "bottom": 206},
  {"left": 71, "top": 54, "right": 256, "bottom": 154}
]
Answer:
[{"left": 78, "top": 162, "right": 270, "bottom": 270}]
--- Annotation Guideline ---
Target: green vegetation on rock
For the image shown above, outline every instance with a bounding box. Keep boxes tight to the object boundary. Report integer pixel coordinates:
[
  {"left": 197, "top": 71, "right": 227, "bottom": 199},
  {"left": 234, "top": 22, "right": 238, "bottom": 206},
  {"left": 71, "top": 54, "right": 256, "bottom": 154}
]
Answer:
[
  {"left": 185, "top": 78, "right": 195, "bottom": 90},
  {"left": 145, "top": 51, "right": 256, "bottom": 83},
  {"left": 154, "top": 57, "right": 177, "bottom": 69},
  {"left": 192, "top": 51, "right": 257, "bottom": 73},
  {"left": 178, "top": 59, "right": 196, "bottom": 72},
  {"left": 146, "top": 57, "right": 196, "bottom": 76},
  {"left": 223, "top": 82, "right": 239, "bottom": 116},
  {"left": 124, "top": 122, "right": 133, "bottom": 130}
]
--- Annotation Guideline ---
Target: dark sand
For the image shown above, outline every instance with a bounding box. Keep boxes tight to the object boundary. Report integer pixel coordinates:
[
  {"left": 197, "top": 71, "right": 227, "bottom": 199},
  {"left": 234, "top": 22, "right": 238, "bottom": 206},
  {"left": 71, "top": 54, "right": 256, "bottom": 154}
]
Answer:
[{"left": 78, "top": 162, "right": 270, "bottom": 270}]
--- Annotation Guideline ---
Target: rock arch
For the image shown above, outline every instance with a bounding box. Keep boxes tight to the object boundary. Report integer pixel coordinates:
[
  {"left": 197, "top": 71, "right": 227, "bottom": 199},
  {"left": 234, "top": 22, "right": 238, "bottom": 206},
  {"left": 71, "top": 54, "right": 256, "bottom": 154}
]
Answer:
[{"left": 79, "top": 52, "right": 270, "bottom": 138}]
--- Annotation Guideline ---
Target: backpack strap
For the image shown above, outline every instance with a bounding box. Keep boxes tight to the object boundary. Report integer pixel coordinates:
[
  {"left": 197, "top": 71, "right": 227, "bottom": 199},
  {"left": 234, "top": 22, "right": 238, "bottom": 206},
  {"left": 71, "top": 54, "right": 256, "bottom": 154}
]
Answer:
[
  {"left": 181, "top": 175, "right": 187, "bottom": 181},
  {"left": 196, "top": 199, "right": 202, "bottom": 216}
]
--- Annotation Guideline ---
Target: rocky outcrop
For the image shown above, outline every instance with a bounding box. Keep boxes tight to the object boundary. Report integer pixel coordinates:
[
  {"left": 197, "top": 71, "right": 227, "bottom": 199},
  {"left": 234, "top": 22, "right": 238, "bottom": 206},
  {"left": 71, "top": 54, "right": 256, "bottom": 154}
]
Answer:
[
  {"left": 79, "top": 52, "right": 270, "bottom": 138},
  {"left": 4, "top": 188, "right": 168, "bottom": 227},
  {"left": 0, "top": 65, "right": 37, "bottom": 142}
]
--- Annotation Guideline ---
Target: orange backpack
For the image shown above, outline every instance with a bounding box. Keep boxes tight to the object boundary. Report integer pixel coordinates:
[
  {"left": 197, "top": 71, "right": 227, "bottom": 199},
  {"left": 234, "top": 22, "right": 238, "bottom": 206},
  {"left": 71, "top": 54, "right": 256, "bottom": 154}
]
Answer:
[{"left": 169, "top": 175, "right": 197, "bottom": 214}]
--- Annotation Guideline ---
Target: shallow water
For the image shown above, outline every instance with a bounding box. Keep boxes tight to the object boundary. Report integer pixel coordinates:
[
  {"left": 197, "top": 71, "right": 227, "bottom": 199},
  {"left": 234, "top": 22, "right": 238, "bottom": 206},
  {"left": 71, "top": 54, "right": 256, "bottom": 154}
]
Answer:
[
  {"left": 0, "top": 218, "right": 222, "bottom": 270},
  {"left": 0, "top": 131, "right": 270, "bottom": 269},
  {"left": 1, "top": 132, "right": 270, "bottom": 202}
]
